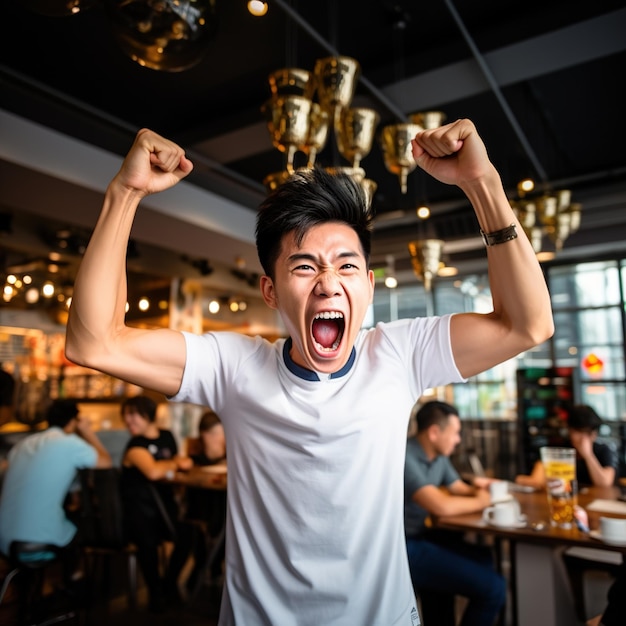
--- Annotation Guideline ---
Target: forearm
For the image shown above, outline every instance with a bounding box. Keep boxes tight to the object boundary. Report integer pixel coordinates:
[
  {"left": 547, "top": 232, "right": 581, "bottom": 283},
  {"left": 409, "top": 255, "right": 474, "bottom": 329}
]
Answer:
[
  {"left": 149, "top": 458, "right": 187, "bottom": 481},
  {"left": 465, "top": 172, "right": 553, "bottom": 345},
  {"left": 78, "top": 427, "right": 112, "bottom": 468},
  {"left": 452, "top": 174, "right": 553, "bottom": 376},
  {"left": 582, "top": 454, "right": 615, "bottom": 487},
  {"left": 431, "top": 494, "right": 488, "bottom": 517}
]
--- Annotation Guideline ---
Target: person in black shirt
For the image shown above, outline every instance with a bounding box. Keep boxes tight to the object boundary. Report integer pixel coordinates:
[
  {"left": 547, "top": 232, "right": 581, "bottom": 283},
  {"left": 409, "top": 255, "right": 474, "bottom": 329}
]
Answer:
[
  {"left": 516, "top": 405, "right": 619, "bottom": 489},
  {"left": 120, "top": 395, "right": 198, "bottom": 612}
]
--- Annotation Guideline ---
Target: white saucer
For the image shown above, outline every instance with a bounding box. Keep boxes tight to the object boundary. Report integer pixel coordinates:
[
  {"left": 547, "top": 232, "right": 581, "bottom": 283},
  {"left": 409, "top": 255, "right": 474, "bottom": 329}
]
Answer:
[
  {"left": 491, "top": 494, "right": 515, "bottom": 504},
  {"left": 589, "top": 529, "right": 626, "bottom": 547},
  {"left": 486, "top": 518, "right": 527, "bottom": 529}
]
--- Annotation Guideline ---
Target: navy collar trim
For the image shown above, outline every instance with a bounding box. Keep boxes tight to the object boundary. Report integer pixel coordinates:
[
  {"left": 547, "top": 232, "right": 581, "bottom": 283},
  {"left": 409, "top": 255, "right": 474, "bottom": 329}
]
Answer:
[{"left": 283, "top": 337, "right": 356, "bottom": 381}]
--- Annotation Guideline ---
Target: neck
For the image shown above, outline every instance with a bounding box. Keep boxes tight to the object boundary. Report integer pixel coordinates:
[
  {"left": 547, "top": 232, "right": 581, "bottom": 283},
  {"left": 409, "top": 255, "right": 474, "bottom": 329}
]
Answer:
[{"left": 416, "top": 434, "right": 437, "bottom": 461}]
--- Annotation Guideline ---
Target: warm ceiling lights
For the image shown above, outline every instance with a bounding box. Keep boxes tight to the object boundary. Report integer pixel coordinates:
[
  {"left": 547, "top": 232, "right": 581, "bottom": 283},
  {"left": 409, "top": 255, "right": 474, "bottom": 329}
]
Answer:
[
  {"left": 511, "top": 187, "right": 582, "bottom": 256},
  {"left": 416, "top": 205, "right": 430, "bottom": 220},
  {"left": 248, "top": 1, "right": 268, "bottom": 16}
]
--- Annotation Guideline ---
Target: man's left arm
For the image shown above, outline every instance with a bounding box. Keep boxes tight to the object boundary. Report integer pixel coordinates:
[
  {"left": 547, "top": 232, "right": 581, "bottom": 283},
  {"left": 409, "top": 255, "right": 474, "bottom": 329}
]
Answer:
[
  {"left": 75, "top": 418, "right": 112, "bottom": 468},
  {"left": 412, "top": 119, "right": 554, "bottom": 379}
]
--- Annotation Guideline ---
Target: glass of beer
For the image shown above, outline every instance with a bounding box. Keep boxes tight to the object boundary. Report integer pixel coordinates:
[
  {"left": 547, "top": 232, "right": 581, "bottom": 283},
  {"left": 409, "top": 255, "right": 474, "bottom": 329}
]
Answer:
[{"left": 540, "top": 446, "right": 577, "bottom": 528}]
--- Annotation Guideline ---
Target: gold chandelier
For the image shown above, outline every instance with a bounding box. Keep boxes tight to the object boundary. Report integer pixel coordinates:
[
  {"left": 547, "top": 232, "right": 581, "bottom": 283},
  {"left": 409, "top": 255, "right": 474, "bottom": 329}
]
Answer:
[
  {"left": 407, "top": 239, "right": 446, "bottom": 292},
  {"left": 260, "top": 56, "right": 447, "bottom": 206},
  {"left": 23, "top": 0, "right": 220, "bottom": 72},
  {"left": 510, "top": 185, "right": 582, "bottom": 259}
]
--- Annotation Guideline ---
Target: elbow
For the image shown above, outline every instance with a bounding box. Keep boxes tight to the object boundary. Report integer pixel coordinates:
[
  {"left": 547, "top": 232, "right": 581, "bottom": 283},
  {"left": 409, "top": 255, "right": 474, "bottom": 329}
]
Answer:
[
  {"left": 65, "top": 322, "right": 112, "bottom": 371},
  {"left": 518, "top": 316, "right": 555, "bottom": 352}
]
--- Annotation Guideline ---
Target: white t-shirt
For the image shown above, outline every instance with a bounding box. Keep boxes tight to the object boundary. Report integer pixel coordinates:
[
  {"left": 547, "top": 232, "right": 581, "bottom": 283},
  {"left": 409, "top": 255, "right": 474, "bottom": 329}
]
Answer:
[{"left": 171, "top": 314, "right": 464, "bottom": 625}]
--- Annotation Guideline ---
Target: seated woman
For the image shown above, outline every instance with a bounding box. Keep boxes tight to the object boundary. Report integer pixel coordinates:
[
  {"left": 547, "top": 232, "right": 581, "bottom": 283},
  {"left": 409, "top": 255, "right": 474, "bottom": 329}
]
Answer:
[
  {"left": 184, "top": 410, "right": 227, "bottom": 595},
  {"left": 515, "top": 404, "right": 619, "bottom": 489},
  {"left": 119, "top": 394, "right": 198, "bottom": 612}
]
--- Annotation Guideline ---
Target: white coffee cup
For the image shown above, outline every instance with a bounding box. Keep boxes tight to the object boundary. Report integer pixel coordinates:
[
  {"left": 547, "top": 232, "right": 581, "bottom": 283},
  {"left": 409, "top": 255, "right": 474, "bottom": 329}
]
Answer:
[
  {"left": 483, "top": 499, "right": 525, "bottom": 527},
  {"left": 489, "top": 480, "right": 509, "bottom": 503},
  {"left": 600, "top": 516, "right": 626, "bottom": 543}
]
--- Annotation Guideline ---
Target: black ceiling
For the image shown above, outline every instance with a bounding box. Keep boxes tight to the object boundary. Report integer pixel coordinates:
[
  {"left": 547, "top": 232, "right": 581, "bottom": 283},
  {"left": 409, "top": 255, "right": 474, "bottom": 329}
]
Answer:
[{"left": 2, "top": 0, "right": 626, "bottom": 284}]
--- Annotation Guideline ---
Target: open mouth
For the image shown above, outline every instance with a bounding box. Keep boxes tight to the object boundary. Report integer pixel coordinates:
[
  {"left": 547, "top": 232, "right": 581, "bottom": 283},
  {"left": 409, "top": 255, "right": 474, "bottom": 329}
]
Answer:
[{"left": 312, "top": 311, "right": 345, "bottom": 353}]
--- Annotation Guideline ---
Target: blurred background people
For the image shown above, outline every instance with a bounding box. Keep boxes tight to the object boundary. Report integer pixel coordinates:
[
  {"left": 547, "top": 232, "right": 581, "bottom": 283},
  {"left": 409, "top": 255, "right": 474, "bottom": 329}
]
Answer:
[
  {"left": 0, "top": 364, "right": 16, "bottom": 428},
  {"left": 515, "top": 405, "right": 619, "bottom": 489},
  {"left": 184, "top": 410, "right": 227, "bottom": 595},
  {"left": 0, "top": 399, "right": 111, "bottom": 587},
  {"left": 404, "top": 400, "right": 506, "bottom": 626},
  {"left": 119, "top": 394, "right": 198, "bottom": 612}
]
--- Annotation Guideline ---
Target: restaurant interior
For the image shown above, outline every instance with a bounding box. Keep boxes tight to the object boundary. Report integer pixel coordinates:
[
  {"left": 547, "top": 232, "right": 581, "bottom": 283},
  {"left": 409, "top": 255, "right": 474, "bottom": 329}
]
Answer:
[{"left": 1, "top": 1, "right": 626, "bottom": 625}]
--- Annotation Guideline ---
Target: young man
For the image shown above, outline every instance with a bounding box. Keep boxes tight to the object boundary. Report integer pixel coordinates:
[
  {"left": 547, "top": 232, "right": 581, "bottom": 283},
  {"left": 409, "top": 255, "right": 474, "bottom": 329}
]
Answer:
[
  {"left": 65, "top": 119, "right": 553, "bottom": 625},
  {"left": 0, "top": 399, "right": 111, "bottom": 577},
  {"left": 404, "top": 400, "right": 506, "bottom": 626}
]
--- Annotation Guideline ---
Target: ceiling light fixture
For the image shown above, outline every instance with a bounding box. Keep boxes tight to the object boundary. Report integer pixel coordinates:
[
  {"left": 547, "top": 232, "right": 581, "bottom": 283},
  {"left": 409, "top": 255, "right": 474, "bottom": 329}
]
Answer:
[
  {"left": 260, "top": 56, "right": 446, "bottom": 207},
  {"left": 416, "top": 205, "right": 430, "bottom": 220},
  {"left": 106, "top": 0, "right": 219, "bottom": 72},
  {"left": 247, "top": 1, "right": 268, "bottom": 16},
  {"left": 511, "top": 186, "right": 582, "bottom": 256},
  {"left": 407, "top": 239, "right": 445, "bottom": 292}
]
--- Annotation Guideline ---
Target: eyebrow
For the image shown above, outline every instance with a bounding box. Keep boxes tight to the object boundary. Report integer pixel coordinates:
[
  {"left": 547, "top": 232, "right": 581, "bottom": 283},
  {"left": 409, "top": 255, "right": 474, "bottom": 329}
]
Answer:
[{"left": 287, "top": 250, "right": 361, "bottom": 264}]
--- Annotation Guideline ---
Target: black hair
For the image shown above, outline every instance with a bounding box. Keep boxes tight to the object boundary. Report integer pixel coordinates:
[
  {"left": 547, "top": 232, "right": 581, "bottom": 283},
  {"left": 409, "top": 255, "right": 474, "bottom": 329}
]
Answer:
[
  {"left": 255, "top": 166, "right": 373, "bottom": 279},
  {"left": 567, "top": 404, "right": 602, "bottom": 432},
  {"left": 120, "top": 395, "right": 157, "bottom": 423},
  {"left": 47, "top": 399, "right": 79, "bottom": 429},
  {"left": 198, "top": 410, "right": 221, "bottom": 433},
  {"left": 415, "top": 400, "right": 459, "bottom": 432}
]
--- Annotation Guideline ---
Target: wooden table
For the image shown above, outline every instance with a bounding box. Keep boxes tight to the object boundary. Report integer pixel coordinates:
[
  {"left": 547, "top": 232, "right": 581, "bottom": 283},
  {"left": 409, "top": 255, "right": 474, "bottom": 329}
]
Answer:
[
  {"left": 170, "top": 464, "right": 228, "bottom": 490},
  {"left": 434, "top": 486, "right": 626, "bottom": 626}
]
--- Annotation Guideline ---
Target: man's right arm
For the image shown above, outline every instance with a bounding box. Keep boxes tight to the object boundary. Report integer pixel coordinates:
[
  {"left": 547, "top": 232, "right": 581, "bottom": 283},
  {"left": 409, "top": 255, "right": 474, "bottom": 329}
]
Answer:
[{"left": 65, "top": 129, "right": 193, "bottom": 397}]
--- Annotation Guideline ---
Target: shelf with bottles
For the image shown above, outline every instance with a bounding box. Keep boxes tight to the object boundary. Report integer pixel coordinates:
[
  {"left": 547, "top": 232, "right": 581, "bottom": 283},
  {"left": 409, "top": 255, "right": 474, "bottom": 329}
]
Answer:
[{"left": 55, "top": 364, "right": 142, "bottom": 402}]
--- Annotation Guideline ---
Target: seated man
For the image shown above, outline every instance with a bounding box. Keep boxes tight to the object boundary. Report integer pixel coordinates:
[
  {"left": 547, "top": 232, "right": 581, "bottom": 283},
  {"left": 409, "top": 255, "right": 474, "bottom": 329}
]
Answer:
[
  {"left": 404, "top": 400, "right": 506, "bottom": 626},
  {"left": 515, "top": 404, "right": 618, "bottom": 488},
  {"left": 0, "top": 399, "right": 111, "bottom": 584}
]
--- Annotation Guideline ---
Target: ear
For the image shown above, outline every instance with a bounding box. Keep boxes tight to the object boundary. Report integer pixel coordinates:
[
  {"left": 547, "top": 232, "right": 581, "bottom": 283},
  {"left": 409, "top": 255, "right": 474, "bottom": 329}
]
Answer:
[
  {"left": 260, "top": 275, "right": 278, "bottom": 309},
  {"left": 427, "top": 424, "right": 441, "bottom": 442}
]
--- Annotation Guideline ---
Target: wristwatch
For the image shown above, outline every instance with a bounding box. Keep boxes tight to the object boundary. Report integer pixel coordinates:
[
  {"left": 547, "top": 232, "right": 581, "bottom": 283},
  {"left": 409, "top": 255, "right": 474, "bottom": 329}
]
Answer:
[{"left": 480, "top": 224, "right": 518, "bottom": 247}]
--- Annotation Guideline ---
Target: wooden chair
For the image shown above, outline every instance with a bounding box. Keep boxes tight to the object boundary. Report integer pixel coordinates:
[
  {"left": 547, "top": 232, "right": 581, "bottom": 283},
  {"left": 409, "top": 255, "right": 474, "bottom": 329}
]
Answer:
[
  {"left": 78, "top": 467, "right": 139, "bottom": 611},
  {"left": 562, "top": 546, "right": 622, "bottom": 622}
]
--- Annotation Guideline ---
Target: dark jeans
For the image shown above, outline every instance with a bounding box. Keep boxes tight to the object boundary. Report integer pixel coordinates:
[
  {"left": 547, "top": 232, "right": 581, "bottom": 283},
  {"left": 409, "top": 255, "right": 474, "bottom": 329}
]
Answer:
[
  {"left": 406, "top": 531, "right": 506, "bottom": 626},
  {"left": 601, "top": 561, "right": 626, "bottom": 626},
  {"left": 126, "top": 511, "right": 199, "bottom": 603}
]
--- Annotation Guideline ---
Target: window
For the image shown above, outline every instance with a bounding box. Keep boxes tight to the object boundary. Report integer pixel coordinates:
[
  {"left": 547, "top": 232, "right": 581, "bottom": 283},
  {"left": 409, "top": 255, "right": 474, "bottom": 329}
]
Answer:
[{"left": 370, "top": 258, "right": 626, "bottom": 421}]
